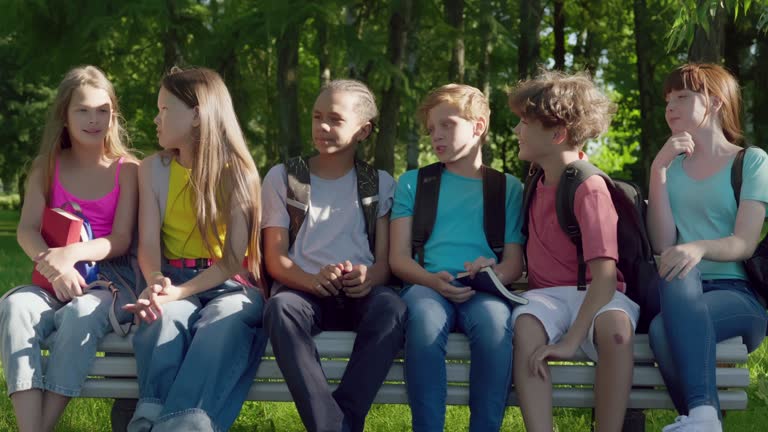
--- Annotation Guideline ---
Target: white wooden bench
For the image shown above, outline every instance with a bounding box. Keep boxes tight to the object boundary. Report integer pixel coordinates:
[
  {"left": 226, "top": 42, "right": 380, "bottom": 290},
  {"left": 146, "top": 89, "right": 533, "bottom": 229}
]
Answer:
[{"left": 43, "top": 331, "right": 750, "bottom": 431}]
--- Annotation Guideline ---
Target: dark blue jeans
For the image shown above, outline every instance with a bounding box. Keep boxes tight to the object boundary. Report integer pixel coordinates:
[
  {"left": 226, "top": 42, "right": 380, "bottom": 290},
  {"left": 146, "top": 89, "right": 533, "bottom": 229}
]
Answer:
[
  {"left": 263, "top": 285, "right": 407, "bottom": 432},
  {"left": 649, "top": 268, "right": 767, "bottom": 414}
]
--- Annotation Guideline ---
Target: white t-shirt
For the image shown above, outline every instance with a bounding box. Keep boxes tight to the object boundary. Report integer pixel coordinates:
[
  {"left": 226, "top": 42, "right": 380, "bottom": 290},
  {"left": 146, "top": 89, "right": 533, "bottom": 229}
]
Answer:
[{"left": 261, "top": 163, "right": 395, "bottom": 275}]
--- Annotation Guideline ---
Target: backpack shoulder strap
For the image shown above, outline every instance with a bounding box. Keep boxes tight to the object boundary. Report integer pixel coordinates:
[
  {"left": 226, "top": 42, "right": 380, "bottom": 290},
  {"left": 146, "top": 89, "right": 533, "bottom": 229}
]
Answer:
[
  {"left": 481, "top": 165, "right": 506, "bottom": 263},
  {"left": 150, "top": 152, "right": 173, "bottom": 224},
  {"left": 354, "top": 158, "right": 380, "bottom": 255},
  {"left": 731, "top": 146, "right": 751, "bottom": 205},
  {"left": 556, "top": 160, "right": 605, "bottom": 290},
  {"left": 412, "top": 162, "right": 443, "bottom": 266},
  {"left": 521, "top": 163, "right": 544, "bottom": 240},
  {"left": 285, "top": 156, "right": 311, "bottom": 250}
]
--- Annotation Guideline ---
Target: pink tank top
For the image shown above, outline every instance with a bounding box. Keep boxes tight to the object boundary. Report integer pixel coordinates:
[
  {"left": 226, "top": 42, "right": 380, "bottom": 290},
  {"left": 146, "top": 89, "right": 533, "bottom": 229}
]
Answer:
[{"left": 50, "top": 157, "right": 123, "bottom": 238}]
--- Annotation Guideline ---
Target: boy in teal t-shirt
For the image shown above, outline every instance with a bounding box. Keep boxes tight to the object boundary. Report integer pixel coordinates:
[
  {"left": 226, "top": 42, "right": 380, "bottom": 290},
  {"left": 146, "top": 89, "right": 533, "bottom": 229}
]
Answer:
[{"left": 390, "top": 84, "right": 525, "bottom": 432}]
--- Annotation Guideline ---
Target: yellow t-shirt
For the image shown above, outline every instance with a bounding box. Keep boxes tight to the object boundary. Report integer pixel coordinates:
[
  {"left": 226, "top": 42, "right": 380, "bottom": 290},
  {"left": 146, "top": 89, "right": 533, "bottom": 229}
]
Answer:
[{"left": 162, "top": 158, "right": 226, "bottom": 259}]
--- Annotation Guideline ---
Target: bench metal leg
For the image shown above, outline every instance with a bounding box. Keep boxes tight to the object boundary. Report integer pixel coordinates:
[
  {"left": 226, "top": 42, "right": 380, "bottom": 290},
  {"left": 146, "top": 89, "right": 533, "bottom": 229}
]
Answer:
[
  {"left": 590, "top": 407, "right": 646, "bottom": 432},
  {"left": 110, "top": 398, "right": 137, "bottom": 432},
  {"left": 622, "top": 408, "right": 646, "bottom": 432}
]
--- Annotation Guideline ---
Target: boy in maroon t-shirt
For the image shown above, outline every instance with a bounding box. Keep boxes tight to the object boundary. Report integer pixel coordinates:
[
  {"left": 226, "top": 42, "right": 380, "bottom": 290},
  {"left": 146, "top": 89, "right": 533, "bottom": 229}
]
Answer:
[{"left": 508, "top": 71, "right": 639, "bottom": 431}]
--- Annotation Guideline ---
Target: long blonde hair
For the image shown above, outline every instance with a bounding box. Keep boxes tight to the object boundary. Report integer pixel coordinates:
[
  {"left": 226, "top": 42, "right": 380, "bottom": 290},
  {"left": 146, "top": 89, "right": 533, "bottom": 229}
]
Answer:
[
  {"left": 161, "top": 67, "right": 262, "bottom": 277},
  {"left": 37, "top": 65, "right": 131, "bottom": 200}
]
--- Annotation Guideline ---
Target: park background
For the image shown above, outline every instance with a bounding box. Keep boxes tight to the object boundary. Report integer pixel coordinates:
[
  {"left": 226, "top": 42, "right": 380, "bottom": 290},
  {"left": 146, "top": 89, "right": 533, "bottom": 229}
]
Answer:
[{"left": 1, "top": 0, "right": 767, "bottom": 430}]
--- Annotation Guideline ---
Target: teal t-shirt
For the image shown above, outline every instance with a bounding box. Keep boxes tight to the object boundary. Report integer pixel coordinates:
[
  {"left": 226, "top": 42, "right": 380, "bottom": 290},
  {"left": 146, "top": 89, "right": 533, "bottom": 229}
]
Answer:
[
  {"left": 667, "top": 147, "right": 768, "bottom": 280},
  {"left": 391, "top": 169, "right": 525, "bottom": 276}
]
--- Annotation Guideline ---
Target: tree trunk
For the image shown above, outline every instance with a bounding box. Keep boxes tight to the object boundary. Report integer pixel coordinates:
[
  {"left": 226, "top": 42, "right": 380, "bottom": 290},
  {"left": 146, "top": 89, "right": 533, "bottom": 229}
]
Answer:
[
  {"left": 277, "top": 26, "right": 302, "bottom": 159},
  {"left": 553, "top": 0, "right": 566, "bottom": 70},
  {"left": 316, "top": 16, "right": 331, "bottom": 87},
  {"left": 634, "top": 0, "right": 656, "bottom": 192},
  {"left": 477, "top": 1, "right": 493, "bottom": 98},
  {"left": 346, "top": 1, "right": 375, "bottom": 82},
  {"left": 444, "top": 0, "right": 465, "bottom": 83},
  {"left": 477, "top": 2, "right": 495, "bottom": 165},
  {"left": 375, "top": 0, "right": 412, "bottom": 173},
  {"left": 688, "top": 1, "right": 725, "bottom": 63},
  {"left": 754, "top": 35, "right": 768, "bottom": 149},
  {"left": 264, "top": 38, "right": 279, "bottom": 166},
  {"left": 519, "top": 0, "right": 543, "bottom": 79},
  {"left": 405, "top": 7, "right": 422, "bottom": 171},
  {"left": 163, "top": 0, "right": 183, "bottom": 73}
]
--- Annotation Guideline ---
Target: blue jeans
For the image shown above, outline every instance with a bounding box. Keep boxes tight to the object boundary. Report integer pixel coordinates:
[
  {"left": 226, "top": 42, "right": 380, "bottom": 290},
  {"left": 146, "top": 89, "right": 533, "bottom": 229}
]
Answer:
[
  {"left": 402, "top": 284, "right": 514, "bottom": 432},
  {"left": 0, "top": 285, "right": 113, "bottom": 397},
  {"left": 649, "top": 268, "right": 767, "bottom": 414},
  {"left": 128, "top": 264, "right": 267, "bottom": 432}
]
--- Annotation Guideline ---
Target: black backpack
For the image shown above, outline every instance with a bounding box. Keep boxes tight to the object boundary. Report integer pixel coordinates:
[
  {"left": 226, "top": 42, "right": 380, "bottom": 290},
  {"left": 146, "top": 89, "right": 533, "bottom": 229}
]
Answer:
[
  {"left": 522, "top": 161, "right": 660, "bottom": 333},
  {"left": 411, "top": 162, "right": 507, "bottom": 266},
  {"left": 284, "top": 156, "right": 380, "bottom": 253},
  {"left": 261, "top": 156, "right": 380, "bottom": 296},
  {"left": 731, "top": 146, "right": 768, "bottom": 308}
]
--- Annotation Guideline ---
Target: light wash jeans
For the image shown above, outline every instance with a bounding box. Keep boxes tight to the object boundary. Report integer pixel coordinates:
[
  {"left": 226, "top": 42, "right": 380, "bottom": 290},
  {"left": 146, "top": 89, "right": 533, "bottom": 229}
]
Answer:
[
  {"left": 0, "top": 284, "right": 114, "bottom": 397},
  {"left": 127, "top": 264, "right": 267, "bottom": 432},
  {"left": 649, "top": 268, "right": 767, "bottom": 415},
  {"left": 401, "top": 284, "right": 514, "bottom": 432}
]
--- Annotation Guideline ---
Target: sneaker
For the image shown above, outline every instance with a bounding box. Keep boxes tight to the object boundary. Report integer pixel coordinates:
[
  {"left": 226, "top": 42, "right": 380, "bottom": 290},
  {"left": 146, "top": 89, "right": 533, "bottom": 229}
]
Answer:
[{"left": 662, "top": 415, "right": 723, "bottom": 432}]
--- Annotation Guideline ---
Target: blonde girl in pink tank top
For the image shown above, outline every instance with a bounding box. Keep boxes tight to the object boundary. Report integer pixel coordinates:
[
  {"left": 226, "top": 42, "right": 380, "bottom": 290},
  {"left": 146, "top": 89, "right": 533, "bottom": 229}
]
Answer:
[{"left": 0, "top": 65, "right": 138, "bottom": 432}]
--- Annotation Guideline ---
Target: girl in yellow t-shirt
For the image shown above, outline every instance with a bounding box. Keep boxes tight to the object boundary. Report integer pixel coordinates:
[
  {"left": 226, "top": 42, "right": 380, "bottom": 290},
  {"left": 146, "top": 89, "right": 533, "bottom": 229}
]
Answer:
[{"left": 123, "top": 67, "right": 265, "bottom": 432}]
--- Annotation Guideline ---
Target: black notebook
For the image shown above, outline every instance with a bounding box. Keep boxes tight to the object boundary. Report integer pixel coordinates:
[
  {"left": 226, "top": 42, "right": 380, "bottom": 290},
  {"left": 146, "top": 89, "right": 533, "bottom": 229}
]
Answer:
[{"left": 455, "top": 267, "right": 529, "bottom": 305}]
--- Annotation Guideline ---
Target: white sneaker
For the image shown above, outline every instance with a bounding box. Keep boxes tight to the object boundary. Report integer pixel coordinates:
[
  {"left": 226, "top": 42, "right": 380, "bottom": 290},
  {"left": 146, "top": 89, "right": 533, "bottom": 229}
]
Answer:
[{"left": 662, "top": 415, "right": 723, "bottom": 432}]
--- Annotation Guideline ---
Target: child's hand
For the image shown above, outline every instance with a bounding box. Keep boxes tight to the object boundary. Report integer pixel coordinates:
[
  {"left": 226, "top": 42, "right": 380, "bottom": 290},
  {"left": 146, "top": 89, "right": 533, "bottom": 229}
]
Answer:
[
  {"left": 341, "top": 261, "right": 372, "bottom": 298},
  {"left": 51, "top": 269, "right": 86, "bottom": 302},
  {"left": 529, "top": 340, "right": 580, "bottom": 380},
  {"left": 658, "top": 242, "right": 706, "bottom": 281},
  {"left": 310, "top": 264, "right": 344, "bottom": 297},
  {"left": 654, "top": 132, "right": 695, "bottom": 169},
  {"left": 463, "top": 256, "right": 496, "bottom": 279},
  {"left": 34, "top": 246, "right": 77, "bottom": 283},
  {"left": 123, "top": 284, "right": 169, "bottom": 324},
  {"left": 432, "top": 271, "right": 474, "bottom": 303}
]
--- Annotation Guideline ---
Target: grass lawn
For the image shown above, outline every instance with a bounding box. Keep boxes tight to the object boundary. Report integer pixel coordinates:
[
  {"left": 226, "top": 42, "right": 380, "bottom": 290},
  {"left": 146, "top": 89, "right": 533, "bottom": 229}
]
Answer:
[{"left": 0, "top": 209, "right": 766, "bottom": 431}]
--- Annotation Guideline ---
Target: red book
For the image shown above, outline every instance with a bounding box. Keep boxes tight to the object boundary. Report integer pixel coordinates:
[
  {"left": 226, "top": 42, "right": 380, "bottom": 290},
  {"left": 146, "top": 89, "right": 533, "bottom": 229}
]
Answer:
[{"left": 31, "top": 207, "right": 87, "bottom": 293}]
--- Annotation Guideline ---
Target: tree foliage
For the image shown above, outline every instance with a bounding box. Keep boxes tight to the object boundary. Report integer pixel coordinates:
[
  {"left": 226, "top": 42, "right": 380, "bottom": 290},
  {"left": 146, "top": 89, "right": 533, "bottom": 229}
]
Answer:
[{"left": 1, "top": 0, "right": 767, "bottom": 193}]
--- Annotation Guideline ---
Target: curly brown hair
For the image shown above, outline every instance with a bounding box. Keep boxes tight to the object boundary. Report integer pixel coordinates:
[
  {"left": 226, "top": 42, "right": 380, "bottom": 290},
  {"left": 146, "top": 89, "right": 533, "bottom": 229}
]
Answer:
[{"left": 508, "top": 70, "right": 616, "bottom": 147}]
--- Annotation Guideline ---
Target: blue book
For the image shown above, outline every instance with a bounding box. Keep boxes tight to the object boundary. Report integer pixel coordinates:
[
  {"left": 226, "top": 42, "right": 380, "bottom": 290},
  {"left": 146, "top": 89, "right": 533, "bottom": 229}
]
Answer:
[{"left": 455, "top": 267, "right": 529, "bottom": 305}]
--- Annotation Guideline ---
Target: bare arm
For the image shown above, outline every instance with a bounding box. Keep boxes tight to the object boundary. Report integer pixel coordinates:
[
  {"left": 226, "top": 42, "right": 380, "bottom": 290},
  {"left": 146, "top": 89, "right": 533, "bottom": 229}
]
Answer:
[
  {"left": 262, "top": 226, "right": 342, "bottom": 297},
  {"left": 561, "top": 258, "right": 617, "bottom": 348},
  {"left": 17, "top": 159, "right": 52, "bottom": 259},
  {"left": 647, "top": 133, "right": 696, "bottom": 253},
  {"left": 493, "top": 243, "right": 525, "bottom": 285},
  {"left": 527, "top": 258, "right": 618, "bottom": 378},
  {"left": 340, "top": 214, "right": 393, "bottom": 298},
  {"left": 136, "top": 157, "right": 165, "bottom": 285},
  {"left": 659, "top": 199, "right": 766, "bottom": 280},
  {"left": 647, "top": 161, "right": 677, "bottom": 254}
]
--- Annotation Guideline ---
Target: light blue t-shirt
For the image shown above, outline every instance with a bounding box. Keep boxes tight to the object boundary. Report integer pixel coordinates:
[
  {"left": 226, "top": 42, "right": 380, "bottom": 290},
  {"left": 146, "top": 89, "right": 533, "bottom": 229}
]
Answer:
[
  {"left": 667, "top": 147, "right": 768, "bottom": 280},
  {"left": 391, "top": 169, "right": 525, "bottom": 276}
]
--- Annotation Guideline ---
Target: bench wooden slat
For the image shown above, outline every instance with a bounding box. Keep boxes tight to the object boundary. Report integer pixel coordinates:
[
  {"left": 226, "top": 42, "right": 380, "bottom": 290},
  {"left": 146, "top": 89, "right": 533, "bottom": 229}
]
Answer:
[
  {"left": 84, "top": 357, "right": 750, "bottom": 388},
  {"left": 77, "top": 380, "right": 748, "bottom": 410},
  {"left": 48, "top": 329, "right": 752, "bottom": 412},
  {"left": 89, "top": 332, "right": 748, "bottom": 363}
]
